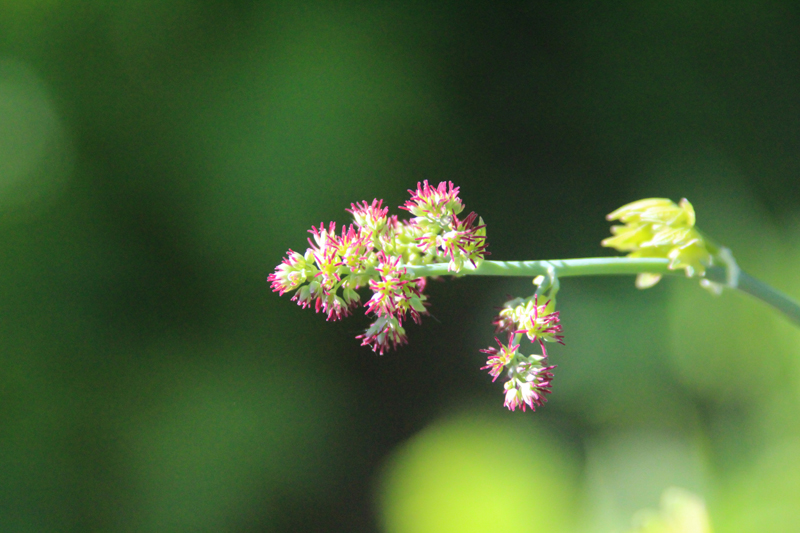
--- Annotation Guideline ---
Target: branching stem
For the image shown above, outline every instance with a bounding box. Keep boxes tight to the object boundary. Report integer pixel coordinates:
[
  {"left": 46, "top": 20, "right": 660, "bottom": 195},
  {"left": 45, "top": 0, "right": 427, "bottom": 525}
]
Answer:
[{"left": 405, "top": 258, "right": 800, "bottom": 327}]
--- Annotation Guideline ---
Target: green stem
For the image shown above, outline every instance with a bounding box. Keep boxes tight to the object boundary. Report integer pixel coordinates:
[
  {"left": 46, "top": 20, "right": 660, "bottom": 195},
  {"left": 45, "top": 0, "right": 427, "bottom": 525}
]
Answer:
[
  {"left": 404, "top": 257, "right": 674, "bottom": 278},
  {"left": 404, "top": 258, "right": 800, "bottom": 327},
  {"left": 706, "top": 266, "right": 800, "bottom": 327}
]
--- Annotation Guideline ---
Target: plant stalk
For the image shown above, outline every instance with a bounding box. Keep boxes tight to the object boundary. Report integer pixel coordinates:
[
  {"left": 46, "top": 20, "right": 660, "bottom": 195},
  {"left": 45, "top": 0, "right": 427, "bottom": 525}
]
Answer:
[
  {"left": 404, "top": 258, "right": 800, "bottom": 327},
  {"left": 404, "top": 257, "right": 674, "bottom": 278}
]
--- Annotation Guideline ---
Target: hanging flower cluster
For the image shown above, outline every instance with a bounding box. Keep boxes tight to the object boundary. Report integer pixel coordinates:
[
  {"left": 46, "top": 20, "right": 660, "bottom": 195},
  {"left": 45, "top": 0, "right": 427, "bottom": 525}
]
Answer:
[
  {"left": 269, "top": 181, "right": 488, "bottom": 355},
  {"left": 602, "top": 198, "right": 713, "bottom": 288},
  {"left": 482, "top": 294, "right": 563, "bottom": 411}
]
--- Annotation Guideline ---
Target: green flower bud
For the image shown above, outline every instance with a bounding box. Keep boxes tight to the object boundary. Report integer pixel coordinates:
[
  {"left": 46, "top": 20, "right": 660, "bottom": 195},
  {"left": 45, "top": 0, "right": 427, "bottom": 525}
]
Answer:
[{"left": 603, "top": 197, "right": 712, "bottom": 288}]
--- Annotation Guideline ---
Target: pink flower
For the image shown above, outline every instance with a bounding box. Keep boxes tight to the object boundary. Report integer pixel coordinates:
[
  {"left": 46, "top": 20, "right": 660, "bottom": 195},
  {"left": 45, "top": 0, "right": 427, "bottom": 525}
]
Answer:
[
  {"left": 357, "top": 315, "right": 408, "bottom": 355},
  {"left": 520, "top": 299, "right": 564, "bottom": 357},
  {"left": 319, "top": 292, "right": 352, "bottom": 321},
  {"left": 365, "top": 252, "right": 428, "bottom": 324},
  {"left": 290, "top": 280, "right": 322, "bottom": 311},
  {"left": 268, "top": 249, "right": 312, "bottom": 295},
  {"left": 503, "top": 364, "right": 555, "bottom": 412},
  {"left": 306, "top": 222, "right": 343, "bottom": 293},
  {"left": 334, "top": 224, "right": 371, "bottom": 274},
  {"left": 366, "top": 252, "right": 411, "bottom": 317},
  {"left": 347, "top": 199, "right": 389, "bottom": 232},
  {"left": 400, "top": 180, "right": 464, "bottom": 220},
  {"left": 493, "top": 296, "right": 564, "bottom": 357},
  {"left": 435, "top": 211, "right": 489, "bottom": 271},
  {"left": 480, "top": 335, "right": 518, "bottom": 382},
  {"left": 307, "top": 221, "right": 338, "bottom": 254}
]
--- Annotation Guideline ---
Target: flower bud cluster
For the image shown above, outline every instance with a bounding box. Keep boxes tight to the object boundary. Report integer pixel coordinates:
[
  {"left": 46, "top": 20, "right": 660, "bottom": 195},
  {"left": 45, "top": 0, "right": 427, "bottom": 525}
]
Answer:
[
  {"left": 492, "top": 296, "right": 564, "bottom": 355},
  {"left": 400, "top": 181, "right": 488, "bottom": 272},
  {"left": 482, "top": 295, "right": 563, "bottom": 411},
  {"left": 269, "top": 181, "right": 488, "bottom": 354},
  {"left": 602, "top": 198, "right": 713, "bottom": 288}
]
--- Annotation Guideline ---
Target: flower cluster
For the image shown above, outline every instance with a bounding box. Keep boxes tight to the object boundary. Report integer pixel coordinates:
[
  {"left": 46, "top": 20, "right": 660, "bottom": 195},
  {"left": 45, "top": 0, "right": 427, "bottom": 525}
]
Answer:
[
  {"left": 400, "top": 181, "right": 488, "bottom": 271},
  {"left": 602, "top": 198, "right": 713, "bottom": 288},
  {"left": 269, "top": 181, "right": 488, "bottom": 354},
  {"left": 482, "top": 295, "right": 563, "bottom": 411},
  {"left": 492, "top": 296, "right": 564, "bottom": 355}
]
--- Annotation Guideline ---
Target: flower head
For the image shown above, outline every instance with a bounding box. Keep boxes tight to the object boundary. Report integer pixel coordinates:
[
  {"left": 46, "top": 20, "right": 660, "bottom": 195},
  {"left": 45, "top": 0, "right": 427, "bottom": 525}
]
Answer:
[
  {"left": 493, "top": 296, "right": 563, "bottom": 356},
  {"left": 480, "top": 335, "right": 519, "bottom": 382},
  {"left": 357, "top": 315, "right": 408, "bottom": 355},
  {"left": 319, "top": 291, "right": 352, "bottom": 321},
  {"left": 503, "top": 363, "right": 555, "bottom": 412},
  {"left": 401, "top": 180, "right": 464, "bottom": 222},
  {"left": 271, "top": 221, "right": 359, "bottom": 320},
  {"left": 307, "top": 222, "right": 344, "bottom": 294},
  {"left": 268, "top": 249, "right": 317, "bottom": 295},
  {"left": 365, "top": 252, "right": 428, "bottom": 323},
  {"left": 435, "top": 211, "right": 489, "bottom": 271},
  {"left": 291, "top": 279, "right": 323, "bottom": 310},
  {"left": 347, "top": 199, "right": 389, "bottom": 235},
  {"left": 335, "top": 224, "right": 371, "bottom": 275}
]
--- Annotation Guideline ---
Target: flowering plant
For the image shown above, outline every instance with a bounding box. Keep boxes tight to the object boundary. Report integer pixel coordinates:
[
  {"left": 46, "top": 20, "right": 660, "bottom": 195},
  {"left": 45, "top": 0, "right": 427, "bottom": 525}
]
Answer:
[{"left": 270, "top": 182, "right": 800, "bottom": 412}]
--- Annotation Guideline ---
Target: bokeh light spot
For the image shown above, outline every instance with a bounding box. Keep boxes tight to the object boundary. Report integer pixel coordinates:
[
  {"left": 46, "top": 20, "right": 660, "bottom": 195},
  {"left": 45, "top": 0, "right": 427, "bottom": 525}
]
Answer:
[{"left": 377, "top": 413, "right": 578, "bottom": 533}]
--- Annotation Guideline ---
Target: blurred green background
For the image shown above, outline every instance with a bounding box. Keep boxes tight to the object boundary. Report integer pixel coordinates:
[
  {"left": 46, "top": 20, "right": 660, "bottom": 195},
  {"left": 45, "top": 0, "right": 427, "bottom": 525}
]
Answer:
[{"left": 2, "top": 1, "right": 800, "bottom": 531}]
